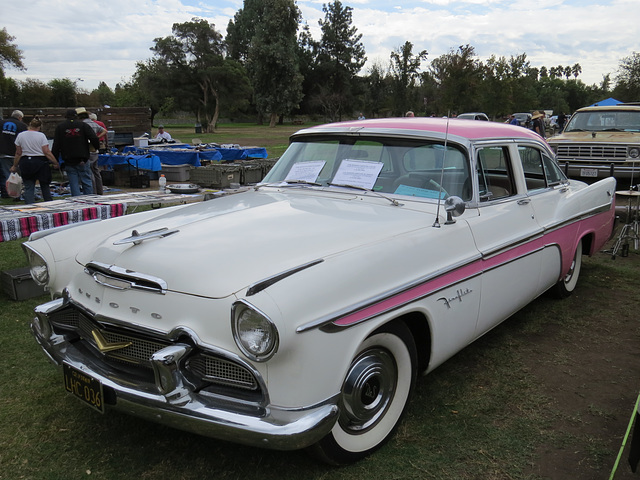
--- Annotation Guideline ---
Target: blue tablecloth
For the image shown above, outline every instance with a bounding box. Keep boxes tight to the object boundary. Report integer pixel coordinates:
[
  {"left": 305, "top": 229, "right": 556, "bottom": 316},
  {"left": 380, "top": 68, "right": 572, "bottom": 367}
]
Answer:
[
  {"left": 216, "top": 147, "right": 268, "bottom": 161},
  {"left": 121, "top": 145, "right": 267, "bottom": 163},
  {"left": 149, "top": 149, "right": 211, "bottom": 166},
  {"left": 98, "top": 154, "right": 162, "bottom": 171}
]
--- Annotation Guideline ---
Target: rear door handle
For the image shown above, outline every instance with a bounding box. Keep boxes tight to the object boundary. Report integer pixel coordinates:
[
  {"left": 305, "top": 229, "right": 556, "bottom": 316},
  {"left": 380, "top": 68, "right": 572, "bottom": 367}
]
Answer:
[{"left": 517, "top": 198, "right": 531, "bottom": 205}]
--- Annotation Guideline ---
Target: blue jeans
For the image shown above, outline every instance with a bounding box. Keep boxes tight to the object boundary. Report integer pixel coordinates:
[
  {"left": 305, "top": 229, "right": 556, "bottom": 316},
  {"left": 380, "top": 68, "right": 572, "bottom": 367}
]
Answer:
[{"left": 65, "top": 162, "right": 94, "bottom": 196}]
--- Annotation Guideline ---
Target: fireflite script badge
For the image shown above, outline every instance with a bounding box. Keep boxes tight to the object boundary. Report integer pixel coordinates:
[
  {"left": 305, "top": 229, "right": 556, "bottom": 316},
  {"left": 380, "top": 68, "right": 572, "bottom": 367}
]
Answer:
[
  {"left": 437, "top": 288, "right": 473, "bottom": 309},
  {"left": 92, "top": 329, "right": 132, "bottom": 353}
]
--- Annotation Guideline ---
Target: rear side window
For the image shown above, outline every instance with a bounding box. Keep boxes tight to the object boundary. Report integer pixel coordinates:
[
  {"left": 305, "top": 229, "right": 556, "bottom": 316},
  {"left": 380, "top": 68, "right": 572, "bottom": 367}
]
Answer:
[
  {"left": 518, "top": 146, "right": 567, "bottom": 192},
  {"left": 476, "top": 146, "right": 515, "bottom": 201}
]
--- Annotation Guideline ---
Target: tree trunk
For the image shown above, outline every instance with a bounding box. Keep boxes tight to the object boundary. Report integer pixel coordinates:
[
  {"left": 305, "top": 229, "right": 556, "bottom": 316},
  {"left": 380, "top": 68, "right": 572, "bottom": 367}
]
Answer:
[{"left": 269, "top": 112, "right": 278, "bottom": 127}]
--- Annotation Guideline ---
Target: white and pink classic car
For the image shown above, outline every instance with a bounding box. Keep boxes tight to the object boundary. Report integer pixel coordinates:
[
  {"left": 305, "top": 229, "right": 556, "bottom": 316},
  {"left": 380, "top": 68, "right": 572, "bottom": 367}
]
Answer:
[{"left": 26, "top": 118, "right": 615, "bottom": 464}]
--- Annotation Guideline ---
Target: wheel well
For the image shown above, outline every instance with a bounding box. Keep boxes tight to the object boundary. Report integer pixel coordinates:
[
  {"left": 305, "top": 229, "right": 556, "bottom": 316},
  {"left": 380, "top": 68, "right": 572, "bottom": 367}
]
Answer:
[
  {"left": 394, "top": 312, "right": 431, "bottom": 373},
  {"left": 580, "top": 233, "right": 593, "bottom": 256}
]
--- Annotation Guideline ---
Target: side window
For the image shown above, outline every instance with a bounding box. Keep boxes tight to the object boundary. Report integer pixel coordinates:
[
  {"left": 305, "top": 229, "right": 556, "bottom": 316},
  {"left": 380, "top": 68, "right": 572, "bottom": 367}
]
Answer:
[
  {"left": 541, "top": 153, "right": 567, "bottom": 186},
  {"left": 518, "top": 146, "right": 563, "bottom": 191},
  {"left": 393, "top": 144, "right": 471, "bottom": 200},
  {"left": 476, "top": 146, "right": 514, "bottom": 201}
]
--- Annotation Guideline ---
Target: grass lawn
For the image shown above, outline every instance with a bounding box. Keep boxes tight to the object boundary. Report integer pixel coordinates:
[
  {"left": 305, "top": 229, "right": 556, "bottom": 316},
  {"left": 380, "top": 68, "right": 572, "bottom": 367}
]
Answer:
[{"left": 160, "top": 121, "right": 319, "bottom": 159}]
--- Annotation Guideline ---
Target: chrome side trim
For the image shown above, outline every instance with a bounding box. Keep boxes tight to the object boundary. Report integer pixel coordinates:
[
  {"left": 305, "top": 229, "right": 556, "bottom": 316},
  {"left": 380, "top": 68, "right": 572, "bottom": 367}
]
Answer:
[
  {"left": 296, "top": 253, "right": 483, "bottom": 333},
  {"left": 246, "top": 259, "right": 324, "bottom": 296}
]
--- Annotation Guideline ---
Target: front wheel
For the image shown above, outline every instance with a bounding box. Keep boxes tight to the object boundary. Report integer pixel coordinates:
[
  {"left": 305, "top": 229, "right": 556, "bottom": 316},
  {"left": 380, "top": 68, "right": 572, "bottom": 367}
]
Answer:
[
  {"left": 309, "top": 322, "right": 417, "bottom": 465},
  {"left": 551, "top": 240, "right": 583, "bottom": 298}
]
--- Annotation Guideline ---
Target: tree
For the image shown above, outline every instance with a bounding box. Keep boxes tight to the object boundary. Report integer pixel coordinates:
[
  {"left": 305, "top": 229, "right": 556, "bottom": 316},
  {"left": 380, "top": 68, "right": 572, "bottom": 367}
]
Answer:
[
  {"left": 362, "top": 61, "right": 390, "bottom": 118},
  {"left": 313, "top": 0, "right": 366, "bottom": 120},
  {"left": 0, "top": 28, "right": 24, "bottom": 76},
  {"left": 93, "top": 82, "right": 115, "bottom": 107},
  {"left": 149, "top": 18, "right": 251, "bottom": 132},
  {"left": 18, "top": 78, "right": 51, "bottom": 107},
  {"left": 429, "top": 45, "right": 483, "bottom": 114},
  {"left": 614, "top": 52, "right": 640, "bottom": 102},
  {"left": 228, "top": 0, "right": 302, "bottom": 126},
  {"left": 389, "top": 41, "right": 427, "bottom": 116},
  {"left": 48, "top": 78, "right": 77, "bottom": 107},
  {"left": 0, "top": 28, "right": 25, "bottom": 105}
]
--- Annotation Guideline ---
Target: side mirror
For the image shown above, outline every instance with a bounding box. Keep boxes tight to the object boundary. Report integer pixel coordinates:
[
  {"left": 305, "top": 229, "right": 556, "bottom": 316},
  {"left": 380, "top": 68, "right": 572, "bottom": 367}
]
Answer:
[{"left": 444, "top": 196, "right": 465, "bottom": 224}]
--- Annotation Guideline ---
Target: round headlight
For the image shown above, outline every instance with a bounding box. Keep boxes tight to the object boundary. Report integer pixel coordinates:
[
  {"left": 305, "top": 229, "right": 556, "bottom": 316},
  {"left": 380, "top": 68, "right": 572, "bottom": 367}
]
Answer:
[
  {"left": 23, "top": 246, "right": 49, "bottom": 285},
  {"left": 629, "top": 147, "right": 640, "bottom": 159},
  {"left": 232, "top": 301, "right": 279, "bottom": 362}
]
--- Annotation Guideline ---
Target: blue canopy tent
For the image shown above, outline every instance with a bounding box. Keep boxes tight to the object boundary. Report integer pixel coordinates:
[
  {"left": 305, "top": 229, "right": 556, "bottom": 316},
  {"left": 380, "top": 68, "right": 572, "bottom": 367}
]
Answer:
[{"left": 589, "top": 97, "right": 623, "bottom": 107}]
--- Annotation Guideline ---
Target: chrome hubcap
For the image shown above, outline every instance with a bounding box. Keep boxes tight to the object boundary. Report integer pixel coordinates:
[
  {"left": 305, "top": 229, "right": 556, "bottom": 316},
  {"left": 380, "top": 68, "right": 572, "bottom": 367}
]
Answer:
[{"left": 339, "top": 348, "right": 397, "bottom": 434}]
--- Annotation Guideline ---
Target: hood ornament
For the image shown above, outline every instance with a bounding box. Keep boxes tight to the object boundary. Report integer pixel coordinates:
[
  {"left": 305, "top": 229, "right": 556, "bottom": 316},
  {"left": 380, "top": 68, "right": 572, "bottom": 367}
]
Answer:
[{"left": 114, "top": 227, "right": 179, "bottom": 245}]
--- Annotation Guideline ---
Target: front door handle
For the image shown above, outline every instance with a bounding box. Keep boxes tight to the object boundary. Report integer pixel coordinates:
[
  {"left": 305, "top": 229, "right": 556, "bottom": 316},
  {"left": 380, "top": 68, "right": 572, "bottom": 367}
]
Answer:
[{"left": 517, "top": 198, "right": 531, "bottom": 205}]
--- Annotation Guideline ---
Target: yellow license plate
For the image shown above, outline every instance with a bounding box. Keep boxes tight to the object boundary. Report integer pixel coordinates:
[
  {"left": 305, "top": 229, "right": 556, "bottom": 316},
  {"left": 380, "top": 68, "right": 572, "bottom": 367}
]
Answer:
[{"left": 63, "top": 363, "right": 104, "bottom": 413}]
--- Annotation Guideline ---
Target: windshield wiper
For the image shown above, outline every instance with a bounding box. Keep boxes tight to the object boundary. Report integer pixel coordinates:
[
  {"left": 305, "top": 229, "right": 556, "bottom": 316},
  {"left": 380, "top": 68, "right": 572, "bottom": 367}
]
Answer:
[
  {"left": 328, "top": 182, "right": 403, "bottom": 207},
  {"left": 285, "top": 179, "right": 322, "bottom": 186},
  {"left": 254, "top": 180, "right": 320, "bottom": 191}
]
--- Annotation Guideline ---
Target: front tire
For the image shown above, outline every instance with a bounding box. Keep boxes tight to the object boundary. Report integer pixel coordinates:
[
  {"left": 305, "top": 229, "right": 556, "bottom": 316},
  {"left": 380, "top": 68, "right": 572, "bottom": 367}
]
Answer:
[
  {"left": 309, "top": 322, "right": 417, "bottom": 465},
  {"left": 551, "top": 239, "right": 583, "bottom": 298}
]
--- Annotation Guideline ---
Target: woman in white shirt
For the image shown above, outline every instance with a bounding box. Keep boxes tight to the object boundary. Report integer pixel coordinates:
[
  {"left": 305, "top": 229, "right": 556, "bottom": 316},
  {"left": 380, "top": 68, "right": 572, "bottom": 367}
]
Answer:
[{"left": 11, "top": 118, "right": 59, "bottom": 203}]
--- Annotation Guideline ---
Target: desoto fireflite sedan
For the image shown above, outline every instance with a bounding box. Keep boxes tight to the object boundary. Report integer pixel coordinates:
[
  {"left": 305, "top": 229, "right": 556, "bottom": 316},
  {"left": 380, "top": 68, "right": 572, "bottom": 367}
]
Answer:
[{"left": 26, "top": 118, "right": 616, "bottom": 464}]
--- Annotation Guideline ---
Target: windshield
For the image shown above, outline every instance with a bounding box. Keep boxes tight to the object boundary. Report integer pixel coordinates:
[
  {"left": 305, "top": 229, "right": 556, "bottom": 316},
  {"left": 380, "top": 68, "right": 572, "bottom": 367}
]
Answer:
[
  {"left": 262, "top": 136, "right": 472, "bottom": 201},
  {"left": 564, "top": 110, "right": 640, "bottom": 133}
]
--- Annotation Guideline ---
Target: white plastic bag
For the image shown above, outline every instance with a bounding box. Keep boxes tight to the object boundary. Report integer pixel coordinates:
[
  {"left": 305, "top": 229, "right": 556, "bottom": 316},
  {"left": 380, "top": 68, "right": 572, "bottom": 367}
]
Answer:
[{"left": 6, "top": 172, "right": 23, "bottom": 198}]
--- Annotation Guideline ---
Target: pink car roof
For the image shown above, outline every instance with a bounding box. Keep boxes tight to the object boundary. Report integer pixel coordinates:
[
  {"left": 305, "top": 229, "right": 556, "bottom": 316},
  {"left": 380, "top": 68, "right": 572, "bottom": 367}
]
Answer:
[{"left": 307, "top": 117, "right": 545, "bottom": 142}]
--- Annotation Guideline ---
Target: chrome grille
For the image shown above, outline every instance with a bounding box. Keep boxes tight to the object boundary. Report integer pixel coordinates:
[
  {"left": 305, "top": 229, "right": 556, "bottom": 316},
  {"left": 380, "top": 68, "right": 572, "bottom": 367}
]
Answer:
[
  {"left": 47, "top": 306, "right": 260, "bottom": 394},
  {"left": 187, "top": 355, "right": 258, "bottom": 390},
  {"left": 555, "top": 144, "right": 628, "bottom": 160},
  {"left": 49, "top": 309, "right": 168, "bottom": 367}
]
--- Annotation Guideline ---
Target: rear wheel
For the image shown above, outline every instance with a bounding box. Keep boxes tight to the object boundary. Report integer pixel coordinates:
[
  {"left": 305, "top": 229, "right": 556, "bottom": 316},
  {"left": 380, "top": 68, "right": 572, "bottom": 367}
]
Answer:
[
  {"left": 309, "top": 322, "right": 417, "bottom": 465},
  {"left": 551, "top": 240, "right": 583, "bottom": 298}
]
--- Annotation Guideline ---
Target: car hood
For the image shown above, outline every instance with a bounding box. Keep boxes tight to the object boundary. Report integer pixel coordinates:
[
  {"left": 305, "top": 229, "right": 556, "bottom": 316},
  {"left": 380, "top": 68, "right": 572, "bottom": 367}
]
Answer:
[
  {"left": 76, "top": 189, "right": 439, "bottom": 299},
  {"left": 549, "top": 131, "right": 639, "bottom": 143}
]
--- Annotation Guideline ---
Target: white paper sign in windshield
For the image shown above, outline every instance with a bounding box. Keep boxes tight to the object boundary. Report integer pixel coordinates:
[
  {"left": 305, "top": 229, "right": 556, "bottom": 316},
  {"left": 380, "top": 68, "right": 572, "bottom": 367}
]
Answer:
[
  {"left": 332, "top": 160, "right": 384, "bottom": 190},
  {"left": 285, "top": 161, "right": 326, "bottom": 183}
]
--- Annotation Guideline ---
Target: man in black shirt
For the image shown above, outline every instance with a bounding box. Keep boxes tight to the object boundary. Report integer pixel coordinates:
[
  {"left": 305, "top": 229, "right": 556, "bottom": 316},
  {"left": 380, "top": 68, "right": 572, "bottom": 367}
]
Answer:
[{"left": 52, "top": 109, "right": 99, "bottom": 196}]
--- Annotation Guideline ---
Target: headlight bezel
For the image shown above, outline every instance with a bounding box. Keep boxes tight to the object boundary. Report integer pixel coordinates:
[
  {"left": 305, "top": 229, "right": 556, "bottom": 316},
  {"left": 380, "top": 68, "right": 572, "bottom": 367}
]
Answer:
[
  {"left": 22, "top": 244, "right": 50, "bottom": 286},
  {"left": 628, "top": 146, "right": 640, "bottom": 159},
  {"left": 231, "top": 300, "right": 279, "bottom": 362}
]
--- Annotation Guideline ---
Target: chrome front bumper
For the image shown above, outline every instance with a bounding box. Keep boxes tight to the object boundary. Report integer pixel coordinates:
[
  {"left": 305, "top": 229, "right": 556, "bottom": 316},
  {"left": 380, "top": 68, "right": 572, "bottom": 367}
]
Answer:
[
  {"left": 558, "top": 160, "right": 638, "bottom": 179},
  {"left": 31, "top": 298, "right": 339, "bottom": 451}
]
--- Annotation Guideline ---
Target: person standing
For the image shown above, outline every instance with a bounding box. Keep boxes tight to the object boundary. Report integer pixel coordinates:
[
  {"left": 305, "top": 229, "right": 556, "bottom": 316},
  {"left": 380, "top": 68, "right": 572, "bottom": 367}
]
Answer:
[
  {"left": 51, "top": 109, "right": 99, "bottom": 196},
  {"left": 11, "top": 118, "right": 59, "bottom": 203},
  {"left": 0, "top": 110, "right": 28, "bottom": 198},
  {"left": 90, "top": 112, "right": 109, "bottom": 152},
  {"left": 532, "top": 111, "right": 546, "bottom": 139},
  {"left": 77, "top": 107, "right": 107, "bottom": 195}
]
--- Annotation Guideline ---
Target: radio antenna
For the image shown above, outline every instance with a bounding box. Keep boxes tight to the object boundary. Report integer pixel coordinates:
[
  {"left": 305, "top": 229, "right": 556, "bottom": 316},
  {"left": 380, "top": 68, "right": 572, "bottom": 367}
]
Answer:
[{"left": 432, "top": 114, "right": 451, "bottom": 228}]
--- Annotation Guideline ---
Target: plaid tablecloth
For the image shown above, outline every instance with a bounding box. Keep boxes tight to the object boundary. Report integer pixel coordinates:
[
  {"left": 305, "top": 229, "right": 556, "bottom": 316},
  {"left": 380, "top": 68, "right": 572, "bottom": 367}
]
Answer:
[{"left": 0, "top": 203, "right": 126, "bottom": 243}]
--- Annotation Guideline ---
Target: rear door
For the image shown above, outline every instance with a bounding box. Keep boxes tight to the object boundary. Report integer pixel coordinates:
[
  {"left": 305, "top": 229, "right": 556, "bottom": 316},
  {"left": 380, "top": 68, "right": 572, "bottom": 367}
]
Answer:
[{"left": 464, "top": 143, "right": 545, "bottom": 336}]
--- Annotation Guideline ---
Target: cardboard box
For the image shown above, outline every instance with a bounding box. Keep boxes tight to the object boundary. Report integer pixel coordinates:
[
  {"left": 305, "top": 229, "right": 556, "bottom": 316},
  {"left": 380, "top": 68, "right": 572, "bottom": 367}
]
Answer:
[{"left": 1, "top": 267, "right": 46, "bottom": 301}]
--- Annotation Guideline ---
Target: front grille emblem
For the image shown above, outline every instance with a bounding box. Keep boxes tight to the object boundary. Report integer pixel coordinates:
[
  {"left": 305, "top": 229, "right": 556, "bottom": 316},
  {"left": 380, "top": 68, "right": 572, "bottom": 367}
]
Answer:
[{"left": 92, "top": 329, "right": 132, "bottom": 353}]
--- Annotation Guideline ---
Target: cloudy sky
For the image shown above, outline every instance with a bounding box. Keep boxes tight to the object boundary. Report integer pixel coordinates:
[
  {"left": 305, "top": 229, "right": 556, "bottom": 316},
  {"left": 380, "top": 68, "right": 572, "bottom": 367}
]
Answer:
[{"left": 3, "top": 0, "right": 639, "bottom": 92}]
